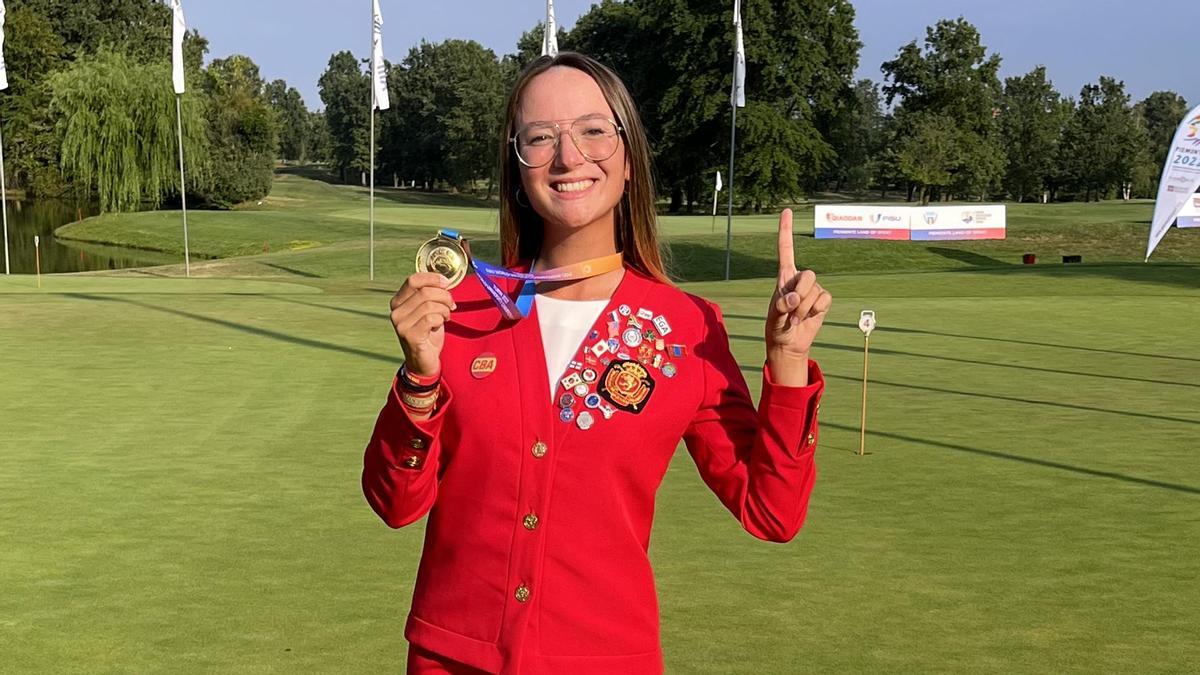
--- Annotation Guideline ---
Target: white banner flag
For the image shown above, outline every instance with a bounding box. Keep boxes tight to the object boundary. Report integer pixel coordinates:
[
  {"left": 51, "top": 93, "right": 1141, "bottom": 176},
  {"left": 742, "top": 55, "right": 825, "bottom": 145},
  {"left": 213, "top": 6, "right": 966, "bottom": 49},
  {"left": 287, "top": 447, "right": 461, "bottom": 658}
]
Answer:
[
  {"left": 731, "top": 0, "right": 745, "bottom": 108},
  {"left": 371, "top": 0, "right": 390, "bottom": 110},
  {"left": 542, "top": 0, "right": 559, "bottom": 57},
  {"left": 0, "top": 1, "right": 8, "bottom": 91},
  {"left": 1146, "top": 104, "right": 1200, "bottom": 260},
  {"left": 171, "top": 0, "right": 185, "bottom": 94},
  {"left": 715, "top": 171, "right": 723, "bottom": 192}
]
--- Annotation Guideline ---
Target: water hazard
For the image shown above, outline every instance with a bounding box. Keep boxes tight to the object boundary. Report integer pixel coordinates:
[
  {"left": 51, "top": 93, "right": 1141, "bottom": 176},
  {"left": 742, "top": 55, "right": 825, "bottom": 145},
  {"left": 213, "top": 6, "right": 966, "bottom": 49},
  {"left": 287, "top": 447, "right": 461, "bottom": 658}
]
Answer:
[{"left": 2, "top": 199, "right": 169, "bottom": 274}]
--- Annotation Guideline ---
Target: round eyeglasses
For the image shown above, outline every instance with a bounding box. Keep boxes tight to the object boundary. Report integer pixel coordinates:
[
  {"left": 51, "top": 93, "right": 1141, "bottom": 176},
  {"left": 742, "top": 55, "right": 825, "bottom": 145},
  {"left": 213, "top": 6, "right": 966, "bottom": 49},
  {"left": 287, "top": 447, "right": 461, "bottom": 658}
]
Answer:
[{"left": 511, "top": 116, "right": 624, "bottom": 168}]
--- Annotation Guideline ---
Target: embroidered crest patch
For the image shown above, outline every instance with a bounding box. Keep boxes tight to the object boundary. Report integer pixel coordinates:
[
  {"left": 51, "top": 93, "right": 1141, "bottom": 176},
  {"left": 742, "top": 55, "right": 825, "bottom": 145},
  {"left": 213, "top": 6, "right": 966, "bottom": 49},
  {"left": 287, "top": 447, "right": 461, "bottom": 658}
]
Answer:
[{"left": 597, "top": 359, "right": 655, "bottom": 413}]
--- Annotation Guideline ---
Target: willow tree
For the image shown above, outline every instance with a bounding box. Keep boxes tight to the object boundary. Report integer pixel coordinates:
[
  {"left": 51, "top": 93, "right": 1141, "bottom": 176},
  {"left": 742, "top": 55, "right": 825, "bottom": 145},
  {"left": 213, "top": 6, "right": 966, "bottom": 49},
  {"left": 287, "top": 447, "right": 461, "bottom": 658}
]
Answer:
[{"left": 49, "top": 49, "right": 208, "bottom": 212}]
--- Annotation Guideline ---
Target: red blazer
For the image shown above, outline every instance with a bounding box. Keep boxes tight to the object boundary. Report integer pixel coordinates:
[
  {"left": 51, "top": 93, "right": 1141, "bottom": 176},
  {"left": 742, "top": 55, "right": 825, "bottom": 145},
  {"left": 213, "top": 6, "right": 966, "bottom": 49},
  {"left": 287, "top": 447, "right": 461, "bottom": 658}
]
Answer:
[{"left": 363, "top": 266, "right": 824, "bottom": 675}]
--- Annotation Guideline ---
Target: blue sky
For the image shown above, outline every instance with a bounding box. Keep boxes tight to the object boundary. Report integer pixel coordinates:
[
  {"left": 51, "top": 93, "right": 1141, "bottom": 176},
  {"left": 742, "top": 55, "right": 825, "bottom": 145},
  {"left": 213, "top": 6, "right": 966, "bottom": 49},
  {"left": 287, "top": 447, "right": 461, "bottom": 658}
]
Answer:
[{"left": 185, "top": 0, "right": 1196, "bottom": 111}]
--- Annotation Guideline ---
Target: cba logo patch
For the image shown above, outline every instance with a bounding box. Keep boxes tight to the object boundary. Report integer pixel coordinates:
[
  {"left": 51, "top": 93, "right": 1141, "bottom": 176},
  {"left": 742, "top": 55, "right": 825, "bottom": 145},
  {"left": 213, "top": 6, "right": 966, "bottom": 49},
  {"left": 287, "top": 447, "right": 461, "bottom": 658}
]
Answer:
[
  {"left": 471, "top": 353, "right": 498, "bottom": 379},
  {"left": 598, "top": 359, "right": 655, "bottom": 413}
]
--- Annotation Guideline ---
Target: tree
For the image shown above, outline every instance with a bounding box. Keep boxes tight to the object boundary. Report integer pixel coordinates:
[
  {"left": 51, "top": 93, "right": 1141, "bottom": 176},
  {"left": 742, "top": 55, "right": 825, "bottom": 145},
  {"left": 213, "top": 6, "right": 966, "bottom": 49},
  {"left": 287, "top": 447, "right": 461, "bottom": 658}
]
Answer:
[
  {"left": 318, "top": 51, "right": 369, "bottom": 182},
  {"left": 199, "top": 54, "right": 278, "bottom": 206},
  {"left": 49, "top": 49, "right": 207, "bottom": 212},
  {"left": 17, "top": 0, "right": 171, "bottom": 61},
  {"left": 634, "top": 0, "right": 861, "bottom": 211},
  {"left": 514, "top": 22, "right": 569, "bottom": 70},
  {"left": 882, "top": 17, "right": 1005, "bottom": 200},
  {"left": 266, "top": 79, "right": 311, "bottom": 162},
  {"left": 895, "top": 112, "right": 958, "bottom": 204},
  {"left": 306, "top": 111, "right": 331, "bottom": 164},
  {"left": 1135, "top": 91, "right": 1189, "bottom": 174},
  {"left": 381, "top": 40, "right": 508, "bottom": 192},
  {"left": 0, "top": 6, "right": 67, "bottom": 194},
  {"left": 1001, "top": 66, "right": 1068, "bottom": 202},
  {"left": 821, "top": 79, "right": 887, "bottom": 191},
  {"left": 1058, "top": 77, "right": 1150, "bottom": 201}
]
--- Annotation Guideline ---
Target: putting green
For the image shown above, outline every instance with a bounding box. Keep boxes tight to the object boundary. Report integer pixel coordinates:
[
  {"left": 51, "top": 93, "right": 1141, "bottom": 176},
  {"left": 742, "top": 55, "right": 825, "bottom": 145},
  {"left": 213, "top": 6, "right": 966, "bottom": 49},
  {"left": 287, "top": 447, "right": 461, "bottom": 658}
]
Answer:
[{"left": 2, "top": 261, "right": 1197, "bottom": 672}]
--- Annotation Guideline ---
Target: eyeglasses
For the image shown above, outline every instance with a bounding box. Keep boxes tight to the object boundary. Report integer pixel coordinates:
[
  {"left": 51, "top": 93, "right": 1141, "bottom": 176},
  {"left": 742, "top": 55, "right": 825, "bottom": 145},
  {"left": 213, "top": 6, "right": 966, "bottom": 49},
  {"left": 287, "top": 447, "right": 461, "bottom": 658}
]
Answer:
[{"left": 510, "top": 115, "right": 624, "bottom": 168}]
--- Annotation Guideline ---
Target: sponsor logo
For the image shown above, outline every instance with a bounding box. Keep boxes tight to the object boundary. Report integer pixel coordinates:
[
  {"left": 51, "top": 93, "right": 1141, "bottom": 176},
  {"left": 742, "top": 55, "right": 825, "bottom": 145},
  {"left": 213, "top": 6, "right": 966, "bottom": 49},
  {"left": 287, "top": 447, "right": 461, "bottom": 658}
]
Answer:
[
  {"left": 923, "top": 212, "right": 938, "bottom": 225},
  {"left": 825, "top": 212, "right": 863, "bottom": 222},
  {"left": 1188, "top": 115, "right": 1200, "bottom": 146},
  {"left": 471, "top": 353, "right": 498, "bottom": 379},
  {"left": 870, "top": 212, "right": 904, "bottom": 224},
  {"left": 961, "top": 212, "right": 975, "bottom": 225}
]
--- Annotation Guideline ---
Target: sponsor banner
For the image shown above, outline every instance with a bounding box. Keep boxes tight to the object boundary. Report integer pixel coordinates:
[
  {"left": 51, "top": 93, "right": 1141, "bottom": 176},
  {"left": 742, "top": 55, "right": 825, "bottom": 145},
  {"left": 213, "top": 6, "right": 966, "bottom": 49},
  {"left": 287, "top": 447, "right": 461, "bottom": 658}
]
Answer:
[
  {"left": 814, "top": 205, "right": 911, "bottom": 240},
  {"left": 909, "top": 205, "right": 1006, "bottom": 241},
  {"left": 1174, "top": 192, "right": 1200, "bottom": 228},
  {"left": 1148, "top": 104, "right": 1200, "bottom": 258}
]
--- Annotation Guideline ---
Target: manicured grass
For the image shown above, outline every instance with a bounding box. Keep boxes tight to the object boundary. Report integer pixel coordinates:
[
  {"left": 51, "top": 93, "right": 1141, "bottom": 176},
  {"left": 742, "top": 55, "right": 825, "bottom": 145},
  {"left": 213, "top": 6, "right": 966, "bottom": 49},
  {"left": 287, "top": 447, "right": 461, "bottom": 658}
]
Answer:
[
  {"left": 12, "top": 171, "right": 1200, "bottom": 671},
  {"left": 55, "top": 172, "right": 1200, "bottom": 280},
  {"left": 2, "top": 260, "right": 1198, "bottom": 672}
]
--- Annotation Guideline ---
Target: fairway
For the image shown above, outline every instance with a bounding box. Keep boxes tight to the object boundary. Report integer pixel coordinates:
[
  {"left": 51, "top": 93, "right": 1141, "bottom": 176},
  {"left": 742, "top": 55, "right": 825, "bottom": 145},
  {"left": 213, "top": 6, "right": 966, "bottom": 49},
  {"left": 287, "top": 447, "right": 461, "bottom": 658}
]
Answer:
[{"left": 2, "top": 256, "right": 1198, "bottom": 671}]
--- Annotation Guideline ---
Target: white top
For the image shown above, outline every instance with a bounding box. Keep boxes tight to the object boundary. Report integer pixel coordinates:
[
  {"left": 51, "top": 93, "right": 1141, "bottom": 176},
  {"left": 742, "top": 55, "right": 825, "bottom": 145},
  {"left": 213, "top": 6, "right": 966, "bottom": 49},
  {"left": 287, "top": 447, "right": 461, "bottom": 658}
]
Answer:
[{"left": 535, "top": 294, "right": 608, "bottom": 401}]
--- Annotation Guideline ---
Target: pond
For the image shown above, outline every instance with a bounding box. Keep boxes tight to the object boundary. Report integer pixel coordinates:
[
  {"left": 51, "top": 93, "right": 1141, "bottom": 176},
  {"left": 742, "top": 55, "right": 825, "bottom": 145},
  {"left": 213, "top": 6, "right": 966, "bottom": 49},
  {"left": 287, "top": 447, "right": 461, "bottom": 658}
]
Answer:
[{"left": 2, "top": 198, "right": 169, "bottom": 274}]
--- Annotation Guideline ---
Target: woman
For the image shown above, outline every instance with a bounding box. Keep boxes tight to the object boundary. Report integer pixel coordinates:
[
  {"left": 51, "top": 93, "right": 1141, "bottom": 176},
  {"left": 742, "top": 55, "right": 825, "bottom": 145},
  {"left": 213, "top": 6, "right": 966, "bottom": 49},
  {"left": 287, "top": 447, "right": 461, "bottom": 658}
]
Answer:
[{"left": 363, "top": 52, "right": 831, "bottom": 675}]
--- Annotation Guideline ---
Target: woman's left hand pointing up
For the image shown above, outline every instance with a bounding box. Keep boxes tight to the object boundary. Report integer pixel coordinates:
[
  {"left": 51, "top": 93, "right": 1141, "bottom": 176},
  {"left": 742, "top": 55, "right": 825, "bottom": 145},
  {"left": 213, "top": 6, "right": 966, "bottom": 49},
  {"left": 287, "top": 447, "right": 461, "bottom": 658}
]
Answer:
[{"left": 764, "top": 208, "right": 832, "bottom": 387}]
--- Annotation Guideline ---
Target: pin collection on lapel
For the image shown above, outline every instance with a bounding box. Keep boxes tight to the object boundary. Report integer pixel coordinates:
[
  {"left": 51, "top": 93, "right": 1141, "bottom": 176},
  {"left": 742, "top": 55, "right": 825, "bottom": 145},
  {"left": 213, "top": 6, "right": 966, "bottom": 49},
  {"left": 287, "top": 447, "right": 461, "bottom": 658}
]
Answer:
[{"left": 557, "top": 304, "right": 689, "bottom": 431}]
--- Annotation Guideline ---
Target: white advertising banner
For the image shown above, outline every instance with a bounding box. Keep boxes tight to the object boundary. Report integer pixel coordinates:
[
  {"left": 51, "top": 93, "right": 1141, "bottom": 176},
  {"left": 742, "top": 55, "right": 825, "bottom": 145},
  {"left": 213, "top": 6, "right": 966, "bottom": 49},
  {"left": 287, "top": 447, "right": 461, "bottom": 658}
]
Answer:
[
  {"left": 814, "top": 205, "right": 911, "bottom": 240},
  {"left": 1173, "top": 192, "right": 1200, "bottom": 228},
  {"left": 1146, "top": 104, "right": 1200, "bottom": 259},
  {"left": 909, "top": 205, "right": 1007, "bottom": 241}
]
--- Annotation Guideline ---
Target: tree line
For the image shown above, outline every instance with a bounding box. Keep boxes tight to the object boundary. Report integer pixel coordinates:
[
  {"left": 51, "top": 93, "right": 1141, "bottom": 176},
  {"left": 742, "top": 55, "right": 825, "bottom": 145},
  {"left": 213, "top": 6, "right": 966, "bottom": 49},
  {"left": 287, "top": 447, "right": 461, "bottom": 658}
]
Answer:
[
  {"left": 318, "top": 2, "right": 1187, "bottom": 210},
  {"left": 0, "top": 0, "right": 320, "bottom": 211},
  {"left": 2, "top": 0, "right": 1188, "bottom": 213}
]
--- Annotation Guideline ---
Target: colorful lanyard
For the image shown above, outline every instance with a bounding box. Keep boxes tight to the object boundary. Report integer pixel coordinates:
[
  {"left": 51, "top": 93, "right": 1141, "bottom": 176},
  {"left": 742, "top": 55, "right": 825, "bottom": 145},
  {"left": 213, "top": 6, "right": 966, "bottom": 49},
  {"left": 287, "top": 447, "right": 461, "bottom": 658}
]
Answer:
[{"left": 437, "top": 229, "right": 624, "bottom": 320}]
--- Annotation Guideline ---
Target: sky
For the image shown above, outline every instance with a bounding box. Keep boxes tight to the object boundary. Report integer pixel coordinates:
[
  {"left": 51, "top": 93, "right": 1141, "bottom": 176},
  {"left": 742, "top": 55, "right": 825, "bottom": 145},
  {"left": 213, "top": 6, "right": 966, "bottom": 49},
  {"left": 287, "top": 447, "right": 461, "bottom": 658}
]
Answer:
[{"left": 185, "top": 0, "right": 1197, "bottom": 111}]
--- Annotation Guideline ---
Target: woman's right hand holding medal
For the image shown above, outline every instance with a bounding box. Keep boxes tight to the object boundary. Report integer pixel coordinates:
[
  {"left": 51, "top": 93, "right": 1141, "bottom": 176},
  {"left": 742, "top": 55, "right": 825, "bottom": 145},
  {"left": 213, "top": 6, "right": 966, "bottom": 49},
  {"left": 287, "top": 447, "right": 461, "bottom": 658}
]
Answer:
[{"left": 390, "top": 273, "right": 458, "bottom": 377}]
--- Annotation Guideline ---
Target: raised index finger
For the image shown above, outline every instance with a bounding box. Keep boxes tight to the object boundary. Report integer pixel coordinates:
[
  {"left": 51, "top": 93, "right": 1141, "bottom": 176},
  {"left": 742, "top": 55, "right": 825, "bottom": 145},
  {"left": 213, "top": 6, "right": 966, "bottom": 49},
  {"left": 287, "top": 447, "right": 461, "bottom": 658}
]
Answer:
[{"left": 777, "top": 208, "right": 796, "bottom": 283}]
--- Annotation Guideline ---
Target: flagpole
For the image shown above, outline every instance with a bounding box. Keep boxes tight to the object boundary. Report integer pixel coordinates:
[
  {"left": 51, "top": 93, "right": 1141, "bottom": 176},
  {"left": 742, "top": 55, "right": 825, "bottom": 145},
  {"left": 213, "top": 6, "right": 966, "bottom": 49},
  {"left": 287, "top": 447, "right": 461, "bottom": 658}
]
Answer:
[
  {"left": 175, "top": 94, "right": 190, "bottom": 277},
  {"left": 711, "top": 186, "right": 718, "bottom": 234},
  {"left": 369, "top": 70, "right": 376, "bottom": 282},
  {"left": 1, "top": 0, "right": 9, "bottom": 276},
  {"left": 724, "top": 75, "right": 737, "bottom": 282},
  {"left": 1, "top": 114, "right": 9, "bottom": 275}
]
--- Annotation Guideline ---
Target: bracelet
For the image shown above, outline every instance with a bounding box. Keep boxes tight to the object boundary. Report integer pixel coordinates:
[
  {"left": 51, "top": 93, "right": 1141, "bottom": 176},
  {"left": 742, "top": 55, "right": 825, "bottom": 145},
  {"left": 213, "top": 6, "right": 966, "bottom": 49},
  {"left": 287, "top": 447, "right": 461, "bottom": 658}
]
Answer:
[
  {"left": 400, "top": 387, "right": 440, "bottom": 412},
  {"left": 399, "top": 364, "right": 441, "bottom": 393}
]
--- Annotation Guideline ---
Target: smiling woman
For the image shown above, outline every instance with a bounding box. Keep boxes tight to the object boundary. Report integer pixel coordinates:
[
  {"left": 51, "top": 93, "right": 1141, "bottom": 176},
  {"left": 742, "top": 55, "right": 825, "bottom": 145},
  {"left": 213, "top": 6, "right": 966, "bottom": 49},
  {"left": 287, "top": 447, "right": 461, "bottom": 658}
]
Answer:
[{"left": 362, "top": 51, "right": 833, "bottom": 675}]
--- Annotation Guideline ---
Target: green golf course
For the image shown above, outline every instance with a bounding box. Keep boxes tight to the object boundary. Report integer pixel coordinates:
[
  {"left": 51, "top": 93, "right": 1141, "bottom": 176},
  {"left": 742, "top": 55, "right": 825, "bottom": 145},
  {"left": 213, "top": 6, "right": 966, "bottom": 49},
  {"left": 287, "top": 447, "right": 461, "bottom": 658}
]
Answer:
[{"left": 2, "top": 173, "right": 1198, "bottom": 672}]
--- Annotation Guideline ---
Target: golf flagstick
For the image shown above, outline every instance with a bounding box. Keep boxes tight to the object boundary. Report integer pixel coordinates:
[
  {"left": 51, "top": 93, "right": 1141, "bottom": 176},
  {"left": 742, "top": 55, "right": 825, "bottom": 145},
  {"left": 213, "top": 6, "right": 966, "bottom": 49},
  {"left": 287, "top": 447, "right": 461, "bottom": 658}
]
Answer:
[
  {"left": 369, "top": 0, "right": 390, "bottom": 281},
  {"left": 711, "top": 170, "right": 722, "bottom": 233},
  {"left": 34, "top": 234, "right": 40, "bottom": 288},
  {"left": 858, "top": 310, "right": 876, "bottom": 456},
  {"left": 170, "top": 0, "right": 190, "bottom": 276}
]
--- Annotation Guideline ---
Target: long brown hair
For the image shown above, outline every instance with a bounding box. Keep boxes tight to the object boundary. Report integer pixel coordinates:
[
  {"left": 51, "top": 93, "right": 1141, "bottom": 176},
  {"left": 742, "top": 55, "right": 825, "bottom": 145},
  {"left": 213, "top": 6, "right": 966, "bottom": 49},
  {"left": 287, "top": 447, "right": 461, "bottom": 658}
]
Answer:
[{"left": 498, "top": 52, "right": 669, "bottom": 284}]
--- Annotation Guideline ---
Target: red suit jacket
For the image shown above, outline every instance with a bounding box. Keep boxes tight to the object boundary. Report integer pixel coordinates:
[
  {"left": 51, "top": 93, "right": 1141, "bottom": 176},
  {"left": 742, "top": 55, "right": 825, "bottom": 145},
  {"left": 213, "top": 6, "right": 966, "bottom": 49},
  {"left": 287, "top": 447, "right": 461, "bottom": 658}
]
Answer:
[{"left": 363, "top": 266, "right": 824, "bottom": 674}]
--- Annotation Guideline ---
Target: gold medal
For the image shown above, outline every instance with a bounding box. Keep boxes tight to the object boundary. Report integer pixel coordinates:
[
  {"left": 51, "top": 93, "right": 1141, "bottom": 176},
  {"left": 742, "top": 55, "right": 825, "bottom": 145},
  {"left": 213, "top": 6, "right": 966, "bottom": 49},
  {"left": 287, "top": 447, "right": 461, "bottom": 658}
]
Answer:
[{"left": 415, "top": 234, "right": 469, "bottom": 288}]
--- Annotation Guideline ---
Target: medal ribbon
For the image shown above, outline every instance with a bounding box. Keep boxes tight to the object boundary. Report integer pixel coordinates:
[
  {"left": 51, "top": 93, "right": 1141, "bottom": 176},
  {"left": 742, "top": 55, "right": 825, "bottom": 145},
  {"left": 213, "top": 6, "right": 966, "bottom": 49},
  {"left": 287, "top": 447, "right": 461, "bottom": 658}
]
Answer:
[{"left": 437, "top": 229, "right": 624, "bottom": 320}]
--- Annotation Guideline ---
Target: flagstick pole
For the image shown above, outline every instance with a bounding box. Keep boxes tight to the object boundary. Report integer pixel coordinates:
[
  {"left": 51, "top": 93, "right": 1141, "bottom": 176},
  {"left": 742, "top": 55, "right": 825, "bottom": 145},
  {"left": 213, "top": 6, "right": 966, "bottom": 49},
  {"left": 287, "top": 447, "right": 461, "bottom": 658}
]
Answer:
[
  {"left": 369, "top": 92, "right": 376, "bottom": 282},
  {"left": 859, "top": 334, "right": 870, "bottom": 456},
  {"left": 724, "top": 89, "right": 737, "bottom": 282},
  {"left": 711, "top": 187, "right": 718, "bottom": 233},
  {"left": 1, "top": 114, "right": 9, "bottom": 276},
  {"left": 175, "top": 95, "right": 190, "bottom": 277}
]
